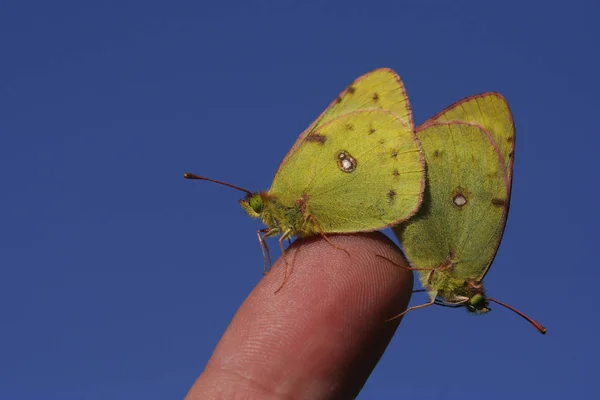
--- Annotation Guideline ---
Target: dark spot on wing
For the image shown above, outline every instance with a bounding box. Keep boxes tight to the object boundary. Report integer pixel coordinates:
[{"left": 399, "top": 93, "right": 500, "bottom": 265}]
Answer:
[
  {"left": 345, "top": 123, "right": 354, "bottom": 130},
  {"left": 369, "top": 127, "right": 376, "bottom": 134},
  {"left": 491, "top": 198, "right": 507, "bottom": 207},
  {"left": 388, "top": 190, "right": 396, "bottom": 202},
  {"left": 373, "top": 93, "right": 379, "bottom": 101},
  {"left": 306, "top": 133, "right": 327, "bottom": 144},
  {"left": 347, "top": 86, "right": 356, "bottom": 94},
  {"left": 393, "top": 169, "right": 400, "bottom": 176}
]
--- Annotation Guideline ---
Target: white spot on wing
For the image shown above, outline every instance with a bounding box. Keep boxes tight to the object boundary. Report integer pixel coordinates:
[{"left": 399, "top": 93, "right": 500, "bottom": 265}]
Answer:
[
  {"left": 336, "top": 150, "right": 357, "bottom": 173},
  {"left": 453, "top": 194, "right": 467, "bottom": 206}
]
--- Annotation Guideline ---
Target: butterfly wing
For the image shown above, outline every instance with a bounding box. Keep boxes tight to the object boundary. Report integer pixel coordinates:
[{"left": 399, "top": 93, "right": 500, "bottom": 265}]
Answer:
[
  {"left": 276, "top": 68, "right": 413, "bottom": 172},
  {"left": 313, "top": 68, "right": 413, "bottom": 130},
  {"left": 393, "top": 122, "right": 509, "bottom": 284},
  {"left": 423, "top": 93, "right": 515, "bottom": 281},
  {"left": 270, "top": 110, "right": 424, "bottom": 233},
  {"left": 423, "top": 92, "right": 515, "bottom": 181}
]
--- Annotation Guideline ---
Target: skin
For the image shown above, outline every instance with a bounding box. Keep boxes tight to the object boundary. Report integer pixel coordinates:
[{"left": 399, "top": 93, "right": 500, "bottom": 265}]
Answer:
[{"left": 186, "top": 232, "right": 413, "bottom": 400}]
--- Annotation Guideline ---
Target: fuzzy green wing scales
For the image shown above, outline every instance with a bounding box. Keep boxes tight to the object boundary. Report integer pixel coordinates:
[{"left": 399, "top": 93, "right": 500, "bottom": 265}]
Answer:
[
  {"left": 276, "top": 69, "right": 413, "bottom": 173},
  {"left": 313, "top": 68, "right": 413, "bottom": 130},
  {"left": 425, "top": 93, "right": 515, "bottom": 179},
  {"left": 270, "top": 110, "right": 424, "bottom": 233},
  {"left": 393, "top": 122, "right": 508, "bottom": 285},
  {"left": 425, "top": 93, "right": 515, "bottom": 282}
]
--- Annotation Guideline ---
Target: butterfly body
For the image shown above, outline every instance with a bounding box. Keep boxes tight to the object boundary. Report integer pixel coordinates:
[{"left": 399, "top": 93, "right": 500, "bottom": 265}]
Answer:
[
  {"left": 240, "top": 191, "right": 316, "bottom": 239},
  {"left": 240, "top": 107, "right": 424, "bottom": 242},
  {"left": 187, "top": 68, "right": 425, "bottom": 273},
  {"left": 426, "top": 264, "right": 491, "bottom": 314},
  {"left": 391, "top": 94, "right": 545, "bottom": 333},
  {"left": 396, "top": 118, "right": 508, "bottom": 300}
]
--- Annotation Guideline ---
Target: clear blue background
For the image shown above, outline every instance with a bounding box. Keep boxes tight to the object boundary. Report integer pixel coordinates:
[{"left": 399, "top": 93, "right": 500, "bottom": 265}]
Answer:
[{"left": 2, "top": 1, "right": 598, "bottom": 399}]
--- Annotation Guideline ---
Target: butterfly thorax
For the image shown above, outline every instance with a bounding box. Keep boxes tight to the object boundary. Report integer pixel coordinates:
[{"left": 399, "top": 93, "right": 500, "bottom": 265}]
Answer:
[
  {"left": 420, "top": 257, "right": 461, "bottom": 299},
  {"left": 424, "top": 261, "right": 491, "bottom": 314},
  {"left": 239, "top": 192, "right": 317, "bottom": 238}
]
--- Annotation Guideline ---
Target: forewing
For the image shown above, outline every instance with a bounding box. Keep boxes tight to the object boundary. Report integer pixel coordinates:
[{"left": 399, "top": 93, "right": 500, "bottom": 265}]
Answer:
[
  {"left": 423, "top": 93, "right": 516, "bottom": 280},
  {"left": 393, "top": 122, "right": 509, "bottom": 282},
  {"left": 313, "top": 68, "right": 413, "bottom": 130},
  {"left": 275, "top": 69, "right": 413, "bottom": 174},
  {"left": 424, "top": 93, "right": 515, "bottom": 181},
  {"left": 270, "top": 110, "right": 424, "bottom": 232}
]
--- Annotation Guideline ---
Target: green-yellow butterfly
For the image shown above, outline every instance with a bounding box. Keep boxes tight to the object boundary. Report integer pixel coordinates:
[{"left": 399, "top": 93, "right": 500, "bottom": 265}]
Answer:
[
  {"left": 186, "top": 69, "right": 426, "bottom": 279},
  {"left": 390, "top": 93, "right": 546, "bottom": 334}
]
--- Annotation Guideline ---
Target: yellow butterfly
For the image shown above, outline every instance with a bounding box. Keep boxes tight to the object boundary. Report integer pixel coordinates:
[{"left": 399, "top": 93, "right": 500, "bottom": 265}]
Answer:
[
  {"left": 186, "top": 69, "right": 425, "bottom": 281},
  {"left": 390, "top": 93, "right": 546, "bottom": 333}
]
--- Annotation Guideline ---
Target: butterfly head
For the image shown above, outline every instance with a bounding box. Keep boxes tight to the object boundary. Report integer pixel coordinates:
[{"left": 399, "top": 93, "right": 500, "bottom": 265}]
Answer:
[
  {"left": 467, "top": 293, "right": 491, "bottom": 314},
  {"left": 240, "top": 193, "right": 265, "bottom": 218},
  {"left": 464, "top": 279, "right": 490, "bottom": 314}
]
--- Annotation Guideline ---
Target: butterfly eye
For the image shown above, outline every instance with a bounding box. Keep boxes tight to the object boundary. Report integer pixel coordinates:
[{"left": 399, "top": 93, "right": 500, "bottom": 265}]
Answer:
[
  {"left": 249, "top": 196, "right": 264, "bottom": 214},
  {"left": 469, "top": 294, "right": 485, "bottom": 309}
]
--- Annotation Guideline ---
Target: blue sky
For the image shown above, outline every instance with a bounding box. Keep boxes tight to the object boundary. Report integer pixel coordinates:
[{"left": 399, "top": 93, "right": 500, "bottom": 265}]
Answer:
[{"left": 1, "top": 1, "right": 598, "bottom": 398}]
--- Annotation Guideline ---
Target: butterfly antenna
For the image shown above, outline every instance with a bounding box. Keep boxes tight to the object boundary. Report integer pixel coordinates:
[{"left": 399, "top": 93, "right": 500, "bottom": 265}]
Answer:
[
  {"left": 487, "top": 298, "right": 547, "bottom": 335},
  {"left": 183, "top": 172, "right": 253, "bottom": 196}
]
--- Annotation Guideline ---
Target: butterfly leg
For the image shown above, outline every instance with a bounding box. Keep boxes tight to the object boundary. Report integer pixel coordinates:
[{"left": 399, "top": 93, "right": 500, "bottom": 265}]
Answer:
[
  {"left": 386, "top": 299, "right": 436, "bottom": 322},
  {"left": 307, "top": 214, "right": 350, "bottom": 257},
  {"left": 274, "top": 228, "right": 294, "bottom": 294},
  {"left": 375, "top": 255, "right": 435, "bottom": 272},
  {"left": 257, "top": 228, "right": 273, "bottom": 275},
  {"left": 433, "top": 299, "right": 468, "bottom": 308},
  {"left": 426, "top": 252, "right": 455, "bottom": 285}
]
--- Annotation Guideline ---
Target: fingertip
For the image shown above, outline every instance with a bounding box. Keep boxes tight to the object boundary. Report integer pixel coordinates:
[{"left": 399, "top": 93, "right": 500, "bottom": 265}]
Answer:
[{"left": 191, "top": 232, "right": 413, "bottom": 399}]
